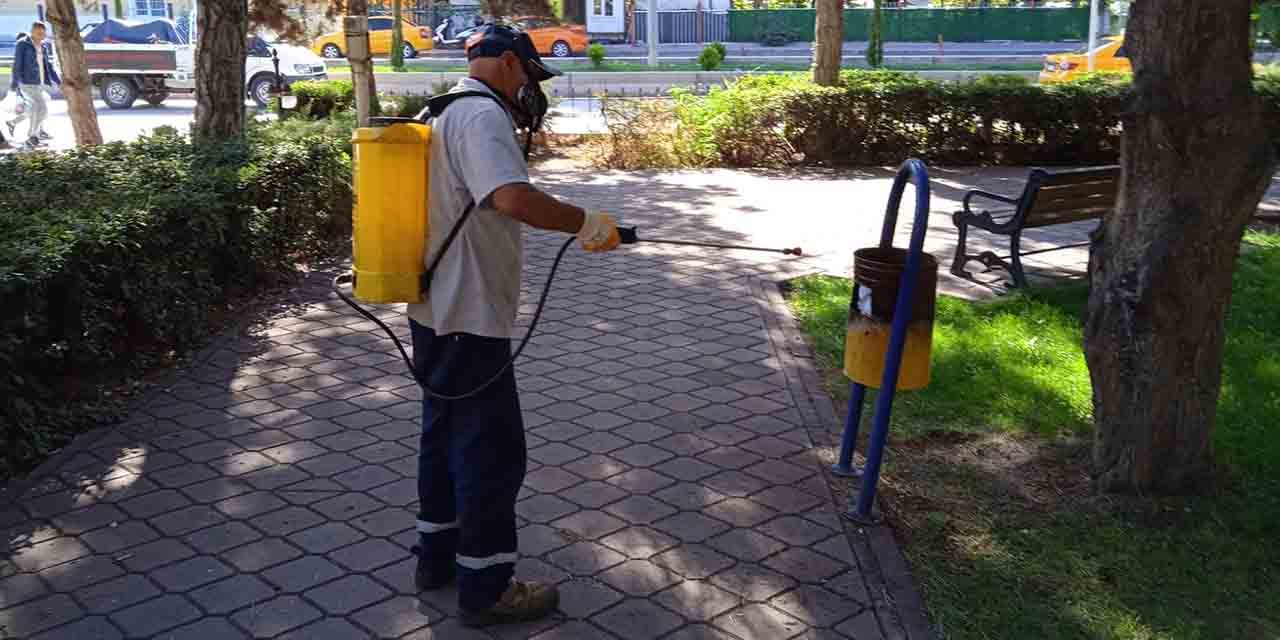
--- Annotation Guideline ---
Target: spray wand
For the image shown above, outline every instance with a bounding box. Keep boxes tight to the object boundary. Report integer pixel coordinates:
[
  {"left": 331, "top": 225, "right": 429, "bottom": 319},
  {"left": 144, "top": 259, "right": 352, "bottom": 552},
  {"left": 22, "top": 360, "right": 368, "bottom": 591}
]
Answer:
[{"left": 617, "top": 227, "right": 802, "bottom": 256}]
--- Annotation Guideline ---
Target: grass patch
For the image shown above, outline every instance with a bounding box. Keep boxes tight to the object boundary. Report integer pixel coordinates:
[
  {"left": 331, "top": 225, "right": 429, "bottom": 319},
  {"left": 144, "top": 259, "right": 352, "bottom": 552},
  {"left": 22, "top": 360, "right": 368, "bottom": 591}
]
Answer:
[{"left": 786, "top": 232, "right": 1280, "bottom": 640}]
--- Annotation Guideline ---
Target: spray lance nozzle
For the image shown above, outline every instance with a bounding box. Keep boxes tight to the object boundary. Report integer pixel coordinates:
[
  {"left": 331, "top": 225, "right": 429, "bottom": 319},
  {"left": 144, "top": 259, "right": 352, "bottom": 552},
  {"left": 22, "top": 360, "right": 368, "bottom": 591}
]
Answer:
[{"left": 617, "top": 226, "right": 803, "bottom": 256}]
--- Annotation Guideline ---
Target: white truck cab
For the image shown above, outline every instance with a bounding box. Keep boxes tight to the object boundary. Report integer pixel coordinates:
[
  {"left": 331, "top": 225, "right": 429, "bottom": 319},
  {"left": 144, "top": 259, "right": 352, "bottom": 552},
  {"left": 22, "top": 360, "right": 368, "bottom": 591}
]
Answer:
[{"left": 80, "top": 21, "right": 327, "bottom": 109}]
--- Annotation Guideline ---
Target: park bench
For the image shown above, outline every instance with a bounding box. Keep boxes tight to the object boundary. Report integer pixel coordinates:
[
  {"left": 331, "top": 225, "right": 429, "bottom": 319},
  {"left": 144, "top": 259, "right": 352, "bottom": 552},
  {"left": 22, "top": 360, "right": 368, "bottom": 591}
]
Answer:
[{"left": 950, "top": 165, "right": 1120, "bottom": 288}]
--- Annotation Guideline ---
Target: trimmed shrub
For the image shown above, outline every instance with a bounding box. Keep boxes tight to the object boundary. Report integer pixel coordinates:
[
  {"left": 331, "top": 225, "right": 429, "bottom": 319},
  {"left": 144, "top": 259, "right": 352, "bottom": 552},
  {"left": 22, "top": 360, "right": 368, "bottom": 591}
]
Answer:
[
  {"left": 588, "top": 42, "right": 606, "bottom": 69},
  {"left": 698, "top": 44, "right": 724, "bottom": 71},
  {"left": 291, "top": 79, "right": 356, "bottom": 119},
  {"left": 0, "top": 126, "right": 352, "bottom": 478},
  {"left": 593, "top": 70, "right": 1278, "bottom": 168}
]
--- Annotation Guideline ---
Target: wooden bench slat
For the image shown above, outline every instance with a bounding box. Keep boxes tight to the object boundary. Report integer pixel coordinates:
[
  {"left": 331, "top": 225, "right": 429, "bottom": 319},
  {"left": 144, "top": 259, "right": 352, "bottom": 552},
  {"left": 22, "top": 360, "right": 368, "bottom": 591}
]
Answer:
[{"left": 1034, "top": 166, "right": 1121, "bottom": 186}]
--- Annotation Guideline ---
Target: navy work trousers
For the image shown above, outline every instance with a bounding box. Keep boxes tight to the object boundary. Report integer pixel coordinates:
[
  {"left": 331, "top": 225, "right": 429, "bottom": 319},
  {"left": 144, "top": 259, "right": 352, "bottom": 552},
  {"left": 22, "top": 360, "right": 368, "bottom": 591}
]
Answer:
[{"left": 411, "top": 320, "right": 526, "bottom": 611}]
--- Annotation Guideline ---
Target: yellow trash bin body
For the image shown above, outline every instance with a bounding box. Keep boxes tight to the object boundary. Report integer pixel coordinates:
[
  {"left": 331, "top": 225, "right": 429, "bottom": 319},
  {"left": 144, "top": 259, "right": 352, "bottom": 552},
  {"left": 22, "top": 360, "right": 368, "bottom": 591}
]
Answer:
[
  {"left": 351, "top": 122, "right": 432, "bottom": 304},
  {"left": 843, "top": 247, "right": 938, "bottom": 391}
]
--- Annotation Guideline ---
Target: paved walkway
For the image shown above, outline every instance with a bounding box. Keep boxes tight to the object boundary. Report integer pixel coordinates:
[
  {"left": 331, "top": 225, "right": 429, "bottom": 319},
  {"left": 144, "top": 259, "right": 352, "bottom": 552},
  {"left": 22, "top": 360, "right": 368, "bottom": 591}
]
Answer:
[{"left": 3, "top": 167, "right": 1278, "bottom": 640}]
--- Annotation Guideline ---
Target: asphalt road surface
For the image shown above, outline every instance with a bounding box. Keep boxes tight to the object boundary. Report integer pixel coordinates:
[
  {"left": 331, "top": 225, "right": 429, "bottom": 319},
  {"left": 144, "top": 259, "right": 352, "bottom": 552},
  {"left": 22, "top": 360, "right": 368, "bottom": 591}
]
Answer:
[{"left": 0, "top": 96, "right": 611, "bottom": 151}]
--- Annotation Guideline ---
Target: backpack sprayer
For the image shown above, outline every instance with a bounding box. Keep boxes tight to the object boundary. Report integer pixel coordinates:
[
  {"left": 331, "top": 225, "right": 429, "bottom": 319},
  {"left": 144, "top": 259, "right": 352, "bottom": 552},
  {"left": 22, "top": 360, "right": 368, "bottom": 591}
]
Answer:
[{"left": 332, "top": 108, "right": 803, "bottom": 401}]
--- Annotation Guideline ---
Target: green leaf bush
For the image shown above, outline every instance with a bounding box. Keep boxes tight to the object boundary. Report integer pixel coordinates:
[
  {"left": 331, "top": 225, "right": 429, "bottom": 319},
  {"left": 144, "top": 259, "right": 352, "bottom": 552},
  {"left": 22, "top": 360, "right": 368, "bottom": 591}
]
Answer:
[
  {"left": 598, "top": 70, "right": 1280, "bottom": 168},
  {"left": 0, "top": 126, "right": 353, "bottom": 478}
]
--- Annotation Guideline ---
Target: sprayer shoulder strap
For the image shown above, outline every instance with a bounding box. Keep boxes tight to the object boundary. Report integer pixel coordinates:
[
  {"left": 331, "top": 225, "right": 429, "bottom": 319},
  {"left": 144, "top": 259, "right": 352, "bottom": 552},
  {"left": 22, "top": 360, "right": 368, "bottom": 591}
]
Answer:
[{"left": 419, "top": 90, "right": 513, "bottom": 296}]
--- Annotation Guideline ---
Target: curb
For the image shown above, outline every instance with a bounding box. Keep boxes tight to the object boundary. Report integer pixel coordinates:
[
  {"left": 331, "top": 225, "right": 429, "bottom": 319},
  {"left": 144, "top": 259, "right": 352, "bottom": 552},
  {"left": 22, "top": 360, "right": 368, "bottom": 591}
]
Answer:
[{"left": 752, "top": 277, "right": 934, "bottom": 640}]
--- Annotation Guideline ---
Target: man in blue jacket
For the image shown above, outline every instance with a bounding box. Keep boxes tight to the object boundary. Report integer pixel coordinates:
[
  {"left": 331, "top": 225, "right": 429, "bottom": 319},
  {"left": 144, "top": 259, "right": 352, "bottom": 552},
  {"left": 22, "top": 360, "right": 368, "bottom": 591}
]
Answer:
[{"left": 7, "top": 22, "right": 60, "bottom": 148}]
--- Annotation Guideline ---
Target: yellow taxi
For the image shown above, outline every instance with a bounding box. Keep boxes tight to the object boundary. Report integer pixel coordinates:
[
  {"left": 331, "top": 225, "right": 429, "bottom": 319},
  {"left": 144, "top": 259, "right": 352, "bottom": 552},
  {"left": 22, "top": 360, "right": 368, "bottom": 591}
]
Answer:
[
  {"left": 1039, "top": 36, "right": 1130, "bottom": 83},
  {"left": 312, "top": 16, "right": 435, "bottom": 60},
  {"left": 507, "top": 16, "right": 590, "bottom": 58}
]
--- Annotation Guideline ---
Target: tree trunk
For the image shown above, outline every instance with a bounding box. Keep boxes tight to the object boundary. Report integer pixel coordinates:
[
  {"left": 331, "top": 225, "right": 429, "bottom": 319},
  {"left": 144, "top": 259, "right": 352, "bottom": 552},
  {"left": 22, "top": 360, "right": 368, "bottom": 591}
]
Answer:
[
  {"left": 391, "top": 0, "right": 404, "bottom": 68},
  {"left": 1084, "top": 0, "right": 1276, "bottom": 494},
  {"left": 46, "top": 0, "right": 103, "bottom": 146},
  {"left": 346, "top": 0, "right": 378, "bottom": 120},
  {"left": 867, "top": 0, "right": 883, "bottom": 67},
  {"left": 812, "top": 0, "right": 843, "bottom": 85},
  {"left": 194, "top": 0, "right": 248, "bottom": 141}
]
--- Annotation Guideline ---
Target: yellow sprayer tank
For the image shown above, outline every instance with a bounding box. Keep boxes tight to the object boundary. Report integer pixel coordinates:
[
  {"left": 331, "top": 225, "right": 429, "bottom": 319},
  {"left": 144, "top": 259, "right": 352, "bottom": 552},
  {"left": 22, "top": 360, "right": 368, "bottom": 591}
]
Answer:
[{"left": 351, "top": 121, "right": 432, "bottom": 304}]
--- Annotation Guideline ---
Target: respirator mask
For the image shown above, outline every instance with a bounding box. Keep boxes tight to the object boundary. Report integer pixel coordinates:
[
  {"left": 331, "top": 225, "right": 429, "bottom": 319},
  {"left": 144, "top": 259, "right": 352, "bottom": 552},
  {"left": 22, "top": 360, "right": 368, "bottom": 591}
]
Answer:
[{"left": 466, "top": 25, "right": 561, "bottom": 137}]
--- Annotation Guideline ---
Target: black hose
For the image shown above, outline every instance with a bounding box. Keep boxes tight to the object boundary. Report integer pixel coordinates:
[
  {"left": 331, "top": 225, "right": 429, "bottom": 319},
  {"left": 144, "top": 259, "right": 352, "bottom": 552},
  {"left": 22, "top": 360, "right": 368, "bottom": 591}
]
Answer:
[{"left": 332, "top": 236, "right": 577, "bottom": 401}]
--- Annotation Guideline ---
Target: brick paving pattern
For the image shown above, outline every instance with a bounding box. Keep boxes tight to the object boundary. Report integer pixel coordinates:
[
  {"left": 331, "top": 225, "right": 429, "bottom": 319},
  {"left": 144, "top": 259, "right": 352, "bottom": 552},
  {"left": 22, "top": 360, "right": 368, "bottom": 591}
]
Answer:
[{"left": 0, "top": 166, "right": 1156, "bottom": 639}]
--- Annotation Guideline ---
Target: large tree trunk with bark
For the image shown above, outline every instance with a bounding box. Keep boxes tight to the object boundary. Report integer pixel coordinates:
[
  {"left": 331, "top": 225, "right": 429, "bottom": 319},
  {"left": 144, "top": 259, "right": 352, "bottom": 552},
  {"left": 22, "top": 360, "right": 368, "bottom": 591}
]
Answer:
[
  {"left": 195, "top": 0, "right": 249, "bottom": 141},
  {"left": 812, "top": 0, "right": 843, "bottom": 86},
  {"left": 1085, "top": 0, "right": 1277, "bottom": 494},
  {"left": 45, "top": 0, "right": 102, "bottom": 147}
]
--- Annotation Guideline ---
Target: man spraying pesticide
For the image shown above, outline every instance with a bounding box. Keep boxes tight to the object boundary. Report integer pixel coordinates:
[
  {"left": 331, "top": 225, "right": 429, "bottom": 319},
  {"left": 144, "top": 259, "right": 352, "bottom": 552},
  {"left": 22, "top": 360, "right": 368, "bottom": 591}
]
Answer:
[
  {"left": 342, "top": 24, "right": 620, "bottom": 627},
  {"left": 336, "top": 22, "right": 802, "bottom": 628}
]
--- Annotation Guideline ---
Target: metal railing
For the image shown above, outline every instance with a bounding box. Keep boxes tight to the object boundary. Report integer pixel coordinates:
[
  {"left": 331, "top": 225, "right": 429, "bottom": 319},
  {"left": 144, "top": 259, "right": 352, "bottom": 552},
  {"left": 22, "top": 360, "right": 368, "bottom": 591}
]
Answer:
[{"left": 634, "top": 10, "right": 730, "bottom": 44}]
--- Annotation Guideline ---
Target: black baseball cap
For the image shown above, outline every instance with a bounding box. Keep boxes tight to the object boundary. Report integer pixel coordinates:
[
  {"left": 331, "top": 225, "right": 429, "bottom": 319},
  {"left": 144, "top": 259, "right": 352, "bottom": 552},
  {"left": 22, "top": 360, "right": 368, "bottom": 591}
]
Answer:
[{"left": 465, "top": 23, "right": 562, "bottom": 82}]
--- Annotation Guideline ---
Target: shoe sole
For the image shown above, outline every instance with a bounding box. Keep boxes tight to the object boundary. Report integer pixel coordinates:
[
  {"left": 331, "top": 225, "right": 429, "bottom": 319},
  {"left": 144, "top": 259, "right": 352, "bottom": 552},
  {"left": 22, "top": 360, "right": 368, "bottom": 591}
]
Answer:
[{"left": 458, "top": 592, "right": 561, "bottom": 628}]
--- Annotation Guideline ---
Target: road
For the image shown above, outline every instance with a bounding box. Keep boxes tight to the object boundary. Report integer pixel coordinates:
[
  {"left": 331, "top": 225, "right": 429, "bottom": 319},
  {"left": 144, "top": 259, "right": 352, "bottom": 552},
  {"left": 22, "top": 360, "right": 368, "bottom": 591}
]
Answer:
[
  {"left": 0, "top": 40, "right": 1089, "bottom": 65},
  {"left": 0, "top": 96, "right": 611, "bottom": 151}
]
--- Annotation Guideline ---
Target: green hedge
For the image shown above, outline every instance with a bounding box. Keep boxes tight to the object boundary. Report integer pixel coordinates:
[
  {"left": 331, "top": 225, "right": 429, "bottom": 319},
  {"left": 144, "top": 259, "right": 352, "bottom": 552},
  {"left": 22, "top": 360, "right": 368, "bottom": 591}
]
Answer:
[
  {"left": 658, "top": 70, "right": 1280, "bottom": 168},
  {"left": 728, "top": 7, "right": 1089, "bottom": 43},
  {"left": 0, "top": 127, "right": 352, "bottom": 478}
]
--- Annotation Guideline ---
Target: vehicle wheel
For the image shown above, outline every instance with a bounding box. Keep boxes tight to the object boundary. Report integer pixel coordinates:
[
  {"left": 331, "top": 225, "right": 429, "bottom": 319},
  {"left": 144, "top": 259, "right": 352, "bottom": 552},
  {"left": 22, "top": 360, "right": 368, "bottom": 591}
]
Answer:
[
  {"left": 321, "top": 43, "right": 343, "bottom": 58},
  {"left": 249, "top": 75, "right": 275, "bottom": 108},
  {"left": 551, "top": 40, "right": 572, "bottom": 58},
  {"left": 402, "top": 43, "right": 417, "bottom": 59},
  {"left": 100, "top": 77, "right": 137, "bottom": 110},
  {"left": 144, "top": 91, "right": 170, "bottom": 106}
]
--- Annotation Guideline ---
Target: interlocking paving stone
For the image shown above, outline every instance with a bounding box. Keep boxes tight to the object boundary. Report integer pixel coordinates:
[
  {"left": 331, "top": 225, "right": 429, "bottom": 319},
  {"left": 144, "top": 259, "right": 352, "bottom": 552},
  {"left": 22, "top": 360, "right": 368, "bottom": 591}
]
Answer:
[
  {"left": 328, "top": 538, "right": 404, "bottom": 572},
  {"left": 110, "top": 594, "right": 203, "bottom": 637},
  {"left": 160, "top": 617, "right": 252, "bottom": 639},
  {"left": 2, "top": 594, "right": 86, "bottom": 637},
  {"left": 547, "top": 541, "right": 627, "bottom": 577},
  {"left": 151, "top": 555, "right": 235, "bottom": 592},
  {"left": 224, "top": 537, "right": 304, "bottom": 573},
  {"left": 554, "top": 578, "right": 625, "bottom": 618},
  {"left": 596, "top": 560, "right": 681, "bottom": 597},
  {"left": 231, "top": 595, "right": 323, "bottom": 637},
  {"left": 261, "top": 555, "right": 345, "bottom": 593},
  {"left": 78, "top": 521, "right": 160, "bottom": 555},
  {"left": 710, "top": 563, "right": 798, "bottom": 602},
  {"left": 655, "top": 580, "right": 741, "bottom": 622},
  {"left": 663, "top": 624, "right": 740, "bottom": 640},
  {"left": 28, "top": 615, "right": 123, "bottom": 640},
  {"left": 707, "top": 529, "right": 788, "bottom": 563},
  {"left": 11, "top": 537, "right": 94, "bottom": 573},
  {"left": 351, "top": 595, "right": 442, "bottom": 638},
  {"left": 771, "top": 584, "right": 866, "bottom": 627},
  {"left": 74, "top": 574, "right": 160, "bottom": 614},
  {"left": 304, "top": 574, "right": 392, "bottom": 615},
  {"left": 651, "top": 544, "right": 737, "bottom": 580},
  {"left": 188, "top": 574, "right": 276, "bottom": 614},
  {"left": 714, "top": 603, "right": 808, "bottom": 640},
  {"left": 590, "top": 599, "right": 683, "bottom": 640}
]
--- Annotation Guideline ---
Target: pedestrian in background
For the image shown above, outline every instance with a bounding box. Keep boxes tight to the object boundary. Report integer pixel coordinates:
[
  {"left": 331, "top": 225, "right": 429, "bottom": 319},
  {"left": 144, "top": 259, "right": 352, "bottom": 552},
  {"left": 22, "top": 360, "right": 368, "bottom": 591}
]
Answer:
[{"left": 8, "top": 23, "right": 60, "bottom": 149}]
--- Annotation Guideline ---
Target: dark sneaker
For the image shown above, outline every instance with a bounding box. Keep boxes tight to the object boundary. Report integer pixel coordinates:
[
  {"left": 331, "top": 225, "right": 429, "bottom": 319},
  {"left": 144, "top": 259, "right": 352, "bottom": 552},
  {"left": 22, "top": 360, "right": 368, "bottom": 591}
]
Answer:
[
  {"left": 24, "top": 137, "right": 41, "bottom": 150},
  {"left": 411, "top": 545, "right": 455, "bottom": 591},
  {"left": 37, "top": 131, "right": 51, "bottom": 140},
  {"left": 459, "top": 580, "right": 560, "bottom": 628}
]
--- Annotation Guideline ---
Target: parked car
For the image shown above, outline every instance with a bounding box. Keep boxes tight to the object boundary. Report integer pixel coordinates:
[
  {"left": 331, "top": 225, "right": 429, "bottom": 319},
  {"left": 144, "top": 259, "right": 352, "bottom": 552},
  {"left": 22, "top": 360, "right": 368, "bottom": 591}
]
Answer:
[
  {"left": 78, "top": 20, "right": 326, "bottom": 109},
  {"left": 507, "top": 16, "right": 589, "bottom": 58},
  {"left": 311, "top": 16, "right": 434, "bottom": 59},
  {"left": 1039, "top": 36, "right": 1130, "bottom": 83}
]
